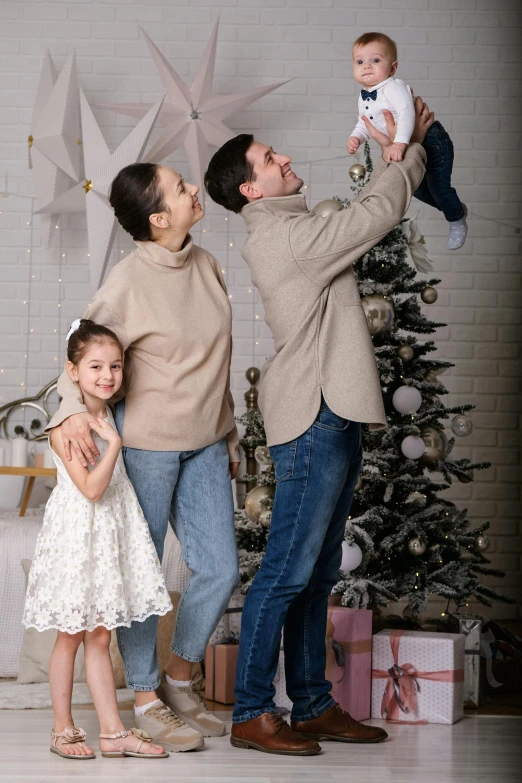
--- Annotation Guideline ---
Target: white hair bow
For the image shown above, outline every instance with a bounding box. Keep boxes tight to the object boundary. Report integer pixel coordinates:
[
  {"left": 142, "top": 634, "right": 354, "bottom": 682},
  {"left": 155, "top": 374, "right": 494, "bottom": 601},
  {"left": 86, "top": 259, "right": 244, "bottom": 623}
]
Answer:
[{"left": 66, "top": 319, "right": 82, "bottom": 342}]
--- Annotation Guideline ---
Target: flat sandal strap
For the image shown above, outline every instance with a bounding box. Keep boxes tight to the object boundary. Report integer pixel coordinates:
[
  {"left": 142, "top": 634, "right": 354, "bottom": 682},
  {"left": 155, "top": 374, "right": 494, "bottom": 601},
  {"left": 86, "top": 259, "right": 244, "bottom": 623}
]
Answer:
[{"left": 99, "top": 730, "right": 128, "bottom": 740}]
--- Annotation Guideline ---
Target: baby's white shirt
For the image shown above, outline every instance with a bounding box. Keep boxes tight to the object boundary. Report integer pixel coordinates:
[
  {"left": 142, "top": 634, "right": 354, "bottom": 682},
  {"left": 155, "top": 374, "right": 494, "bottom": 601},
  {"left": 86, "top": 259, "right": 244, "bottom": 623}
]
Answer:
[{"left": 350, "top": 76, "right": 415, "bottom": 145}]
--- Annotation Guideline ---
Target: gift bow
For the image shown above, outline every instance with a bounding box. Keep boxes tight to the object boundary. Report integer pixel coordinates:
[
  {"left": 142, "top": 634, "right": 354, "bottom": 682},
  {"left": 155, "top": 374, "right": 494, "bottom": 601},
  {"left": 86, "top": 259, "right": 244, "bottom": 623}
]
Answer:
[{"left": 372, "top": 630, "right": 464, "bottom": 723}]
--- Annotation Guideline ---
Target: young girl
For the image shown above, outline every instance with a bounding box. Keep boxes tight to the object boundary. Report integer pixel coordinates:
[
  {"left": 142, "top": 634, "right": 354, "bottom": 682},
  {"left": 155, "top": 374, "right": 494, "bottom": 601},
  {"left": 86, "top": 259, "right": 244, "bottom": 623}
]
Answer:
[{"left": 23, "top": 319, "right": 173, "bottom": 760}]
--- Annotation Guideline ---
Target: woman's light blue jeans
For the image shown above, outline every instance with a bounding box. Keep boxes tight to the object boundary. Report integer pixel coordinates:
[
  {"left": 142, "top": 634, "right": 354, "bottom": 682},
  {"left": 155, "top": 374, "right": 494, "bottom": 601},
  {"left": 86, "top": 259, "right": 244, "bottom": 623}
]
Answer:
[{"left": 114, "top": 401, "right": 238, "bottom": 692}]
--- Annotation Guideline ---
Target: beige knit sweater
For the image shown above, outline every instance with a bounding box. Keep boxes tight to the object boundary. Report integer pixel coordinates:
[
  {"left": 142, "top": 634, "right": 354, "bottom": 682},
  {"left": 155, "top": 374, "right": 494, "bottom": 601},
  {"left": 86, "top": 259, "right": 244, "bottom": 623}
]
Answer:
[
  {"left": 240, "top": 144, "right": 427, "bottom": 447},
  {"left": 45, "top": 237, "right": 240, "bottom": 461}
]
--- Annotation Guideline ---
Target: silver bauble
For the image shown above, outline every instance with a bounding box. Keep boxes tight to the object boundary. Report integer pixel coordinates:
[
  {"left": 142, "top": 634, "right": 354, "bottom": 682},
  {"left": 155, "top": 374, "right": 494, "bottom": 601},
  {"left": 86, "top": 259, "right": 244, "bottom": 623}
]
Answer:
[
  {"left": 420, "top": 426, "right": 448, "bottom": 463},
  {"left": 408, "top": 537, "right": 426, "bottom": 556},
  {"left": 349, "top": 163, "right": 366, "bottom": 181},
  {"left": 421, "top": 286, "right": 438, "bottom": 304},
  {"left": 255, "top": 445, "right": 272, "bottom": 466},
  {"left": 259, "top": 509, "right": 272, "bottom": 527},
  {"left": 451, "top": 414, "right": 473, "bottom": 438},
  {"left": 361, "top": 295, "right": 395, "bottom": 335},
  {"left": 354, "top": 474, "right": 363, "bottom": 492},
  {"left": 425, "top": 371, "right": 438, "bottom": 384},
  {"left": 312, "top": 199, "right": 343, "bottom": 217},
  {"left": 457, "top": 471, "right": 473, "bottom": 483},
  {"left": 432, "top": 395, "right": 441, "bottom": 408},
  {"left": 476, "top": 534, "right": 490, "bottom": 552},
  {"left": 244, "top": 484, "right": 275, "bottom": 524},
  {"left": 398, "top": 344, "right": 414, "bottom": 362}
]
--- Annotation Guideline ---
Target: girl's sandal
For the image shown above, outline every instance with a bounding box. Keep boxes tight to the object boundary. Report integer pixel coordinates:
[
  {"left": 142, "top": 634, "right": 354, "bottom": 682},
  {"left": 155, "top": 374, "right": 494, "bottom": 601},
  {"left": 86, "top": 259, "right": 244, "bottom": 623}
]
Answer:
[
  {"left": 99, "top": 728, "right": 169, "bottom": 758},
  {"left": 50, "top": 726, "right": 95, "bottom": 759}
]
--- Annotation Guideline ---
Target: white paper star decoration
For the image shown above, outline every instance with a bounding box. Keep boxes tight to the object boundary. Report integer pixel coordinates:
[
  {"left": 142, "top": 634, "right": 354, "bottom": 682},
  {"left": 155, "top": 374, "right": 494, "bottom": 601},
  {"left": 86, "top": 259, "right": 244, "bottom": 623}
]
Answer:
[
  {"left": 29, "top": 51, "right": 80, "bottom": 248},
  {"left": 96, "top": 22, "right": 289, "bottom": 192},
  {"left": 38, "top": 91, "right": 164, "bottom": 294}
]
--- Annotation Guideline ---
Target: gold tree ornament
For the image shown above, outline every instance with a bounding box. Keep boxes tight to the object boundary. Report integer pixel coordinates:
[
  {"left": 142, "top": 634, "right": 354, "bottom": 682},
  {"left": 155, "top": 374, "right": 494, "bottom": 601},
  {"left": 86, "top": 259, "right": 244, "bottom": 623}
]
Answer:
[
  {"left": 361, "top": 295, "right": 395, "bottom": 335},
  {"left": 349, "top": 163, "right": 366, "bottom": 181},
  {"left": 244, "top": 484, "right": 275, "bottom": 524},
  {"left": 421, "top": 286, "right": 438, "bottom": 304},
  {"left": 259, "top": 510, "right": 272, "bottom": 528},
  {"left": 420, "top": 426, "right": 448, "bottom": 463},
  {"left": 311, "top": 199, "right": 343, "bottom": 217},
  {"left": 476, "top": 534, "right": 490, "bottom": 552},
  {"left": 398, "top": 344, "right": 414, "bottom": 362},
  {"left": 408, "top": 537, "right": 426, "bottom": 556}
]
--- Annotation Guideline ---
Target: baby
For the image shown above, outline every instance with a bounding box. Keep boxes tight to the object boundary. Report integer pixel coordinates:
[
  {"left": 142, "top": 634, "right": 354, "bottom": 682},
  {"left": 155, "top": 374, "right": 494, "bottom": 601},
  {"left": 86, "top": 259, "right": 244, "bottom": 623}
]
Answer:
[{"left": 347, "top": 32, "right": 467, "bottom": 251}]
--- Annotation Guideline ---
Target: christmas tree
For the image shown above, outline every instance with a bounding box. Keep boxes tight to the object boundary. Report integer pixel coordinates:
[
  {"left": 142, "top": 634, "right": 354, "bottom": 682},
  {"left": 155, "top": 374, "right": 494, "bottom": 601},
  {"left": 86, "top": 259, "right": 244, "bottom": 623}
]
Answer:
[{"left": 235, "top": 143, "right": 511, "bottom": 617}]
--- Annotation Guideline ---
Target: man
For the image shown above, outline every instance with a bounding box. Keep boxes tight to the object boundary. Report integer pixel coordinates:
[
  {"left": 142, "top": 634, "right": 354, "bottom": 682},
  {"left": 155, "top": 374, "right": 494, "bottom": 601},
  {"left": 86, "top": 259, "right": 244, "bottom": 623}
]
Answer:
[{"left": 204, "top": 99, "right": 433, "bottom": 755}]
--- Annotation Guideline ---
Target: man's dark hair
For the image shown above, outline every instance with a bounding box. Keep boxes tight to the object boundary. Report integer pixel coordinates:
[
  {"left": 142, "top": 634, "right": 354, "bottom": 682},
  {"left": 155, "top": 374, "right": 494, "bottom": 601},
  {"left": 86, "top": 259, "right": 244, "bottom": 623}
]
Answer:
[
  {"left": 109, "top": 162, "right": 166, "bottom": 241},
  {"left": 204, "top": 134, "right": 255, "bottom": 214}
]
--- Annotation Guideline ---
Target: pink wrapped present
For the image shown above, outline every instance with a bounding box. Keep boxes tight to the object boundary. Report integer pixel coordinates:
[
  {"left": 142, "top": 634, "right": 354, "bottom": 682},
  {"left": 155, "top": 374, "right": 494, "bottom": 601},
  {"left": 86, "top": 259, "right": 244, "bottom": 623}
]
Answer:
[
  {"left": 326, "top": 607, "right": 373, "bottom": 721},
  {"left": 371, "top": 629, "right": 465, "bottom": 725}
]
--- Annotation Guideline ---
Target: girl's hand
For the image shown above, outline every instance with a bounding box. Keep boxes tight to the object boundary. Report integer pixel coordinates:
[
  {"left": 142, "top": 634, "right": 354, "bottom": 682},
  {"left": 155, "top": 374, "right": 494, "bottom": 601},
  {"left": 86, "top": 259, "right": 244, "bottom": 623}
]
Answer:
[
  {"left": 90, "top": 418, "right": 122, "bottom": 449},
  {"left": 346, "top": 136, "right": 360, "bottom": 154},
  {"left": 229, "top": 462, "right": 240, "bottom": 481},
  {"left": 383, "top": 142, "right": 408, "bottom": 163}
]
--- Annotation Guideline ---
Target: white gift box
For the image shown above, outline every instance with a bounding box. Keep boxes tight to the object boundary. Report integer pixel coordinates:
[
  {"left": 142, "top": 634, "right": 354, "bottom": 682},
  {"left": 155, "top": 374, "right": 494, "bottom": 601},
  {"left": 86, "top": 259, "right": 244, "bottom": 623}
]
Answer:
[{"left": 371, "top": 629, "right": 465, "bottom": 725}]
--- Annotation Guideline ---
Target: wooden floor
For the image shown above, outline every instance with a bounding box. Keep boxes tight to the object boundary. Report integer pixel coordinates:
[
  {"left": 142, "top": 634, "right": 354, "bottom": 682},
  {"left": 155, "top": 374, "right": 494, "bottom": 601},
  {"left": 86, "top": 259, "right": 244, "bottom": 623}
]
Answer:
[{"left": 0, "top": 709, "right": 521, "bottom": 782}]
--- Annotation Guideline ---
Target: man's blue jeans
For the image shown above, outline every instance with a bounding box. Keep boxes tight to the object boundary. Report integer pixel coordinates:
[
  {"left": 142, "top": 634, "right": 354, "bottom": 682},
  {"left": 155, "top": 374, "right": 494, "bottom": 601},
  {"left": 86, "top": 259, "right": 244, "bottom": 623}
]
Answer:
[
  {"left": 414, "top": 120, "right": 465, "bottom": 223},
  {"left": 114, "top": 401, "right": 239, "bottom": 692},
  {"left": 233, "top": 399, "right": 362, "bottom": 723}
]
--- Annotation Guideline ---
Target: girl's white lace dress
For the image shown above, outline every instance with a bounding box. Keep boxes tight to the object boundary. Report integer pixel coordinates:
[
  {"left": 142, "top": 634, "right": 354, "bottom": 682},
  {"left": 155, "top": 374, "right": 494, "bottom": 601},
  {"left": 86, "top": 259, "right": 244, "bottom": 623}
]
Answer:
[{"left": 23, "top": 410, "right": 172, "bottom": 633}]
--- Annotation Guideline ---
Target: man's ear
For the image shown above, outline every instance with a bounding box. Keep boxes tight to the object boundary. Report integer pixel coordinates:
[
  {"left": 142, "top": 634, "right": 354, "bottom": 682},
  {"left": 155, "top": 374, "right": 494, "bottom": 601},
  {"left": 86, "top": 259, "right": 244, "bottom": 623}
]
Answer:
[{"left": 239, "top": 181, "right": 263, "bottom": 202}]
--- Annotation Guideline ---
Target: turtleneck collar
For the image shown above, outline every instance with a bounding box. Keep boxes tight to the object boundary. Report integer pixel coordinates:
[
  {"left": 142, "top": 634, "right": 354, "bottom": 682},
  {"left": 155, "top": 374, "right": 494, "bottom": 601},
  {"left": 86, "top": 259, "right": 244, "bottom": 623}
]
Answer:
[
  {"left": 241, "top": 194, "right": 309, "bottom": 232},
  {"left": 135, "top": 234, "right": 193, "bottom": 268}
]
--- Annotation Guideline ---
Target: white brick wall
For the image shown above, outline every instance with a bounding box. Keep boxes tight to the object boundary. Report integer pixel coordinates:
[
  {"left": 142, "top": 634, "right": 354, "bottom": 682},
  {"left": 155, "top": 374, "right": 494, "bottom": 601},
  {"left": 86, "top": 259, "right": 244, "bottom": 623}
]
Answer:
[{"left": 0, "top": 0, "right": 520, "bottom": 617}]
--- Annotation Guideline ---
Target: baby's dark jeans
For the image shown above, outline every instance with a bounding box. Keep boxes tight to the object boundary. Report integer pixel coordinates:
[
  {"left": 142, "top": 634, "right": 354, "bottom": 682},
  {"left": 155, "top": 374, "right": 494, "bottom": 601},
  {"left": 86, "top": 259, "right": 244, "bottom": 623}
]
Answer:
[{"left": 413, "top": 120, "right": 465, "bottom": 223}]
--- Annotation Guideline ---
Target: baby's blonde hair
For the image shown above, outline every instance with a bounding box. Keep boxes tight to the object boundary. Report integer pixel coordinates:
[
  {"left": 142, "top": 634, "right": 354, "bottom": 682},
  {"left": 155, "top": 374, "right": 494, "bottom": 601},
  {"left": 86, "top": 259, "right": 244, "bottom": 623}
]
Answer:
[{"left": 352, "top": 32, "right": 398, "bottom": 62}]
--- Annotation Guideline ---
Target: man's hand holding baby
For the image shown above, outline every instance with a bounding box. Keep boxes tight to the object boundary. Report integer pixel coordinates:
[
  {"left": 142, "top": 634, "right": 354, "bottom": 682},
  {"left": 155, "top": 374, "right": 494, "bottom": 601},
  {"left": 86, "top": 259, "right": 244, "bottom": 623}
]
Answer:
[{"left": 383, "top": 141, "right": 407, "bottom": 162}]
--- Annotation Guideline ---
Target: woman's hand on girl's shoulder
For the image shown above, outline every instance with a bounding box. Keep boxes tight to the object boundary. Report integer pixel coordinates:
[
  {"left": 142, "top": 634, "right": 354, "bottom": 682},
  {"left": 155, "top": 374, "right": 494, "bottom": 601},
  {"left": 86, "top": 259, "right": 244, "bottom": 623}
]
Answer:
[{"left": 90, "top": 418, "right": 122, "bottom": 449}]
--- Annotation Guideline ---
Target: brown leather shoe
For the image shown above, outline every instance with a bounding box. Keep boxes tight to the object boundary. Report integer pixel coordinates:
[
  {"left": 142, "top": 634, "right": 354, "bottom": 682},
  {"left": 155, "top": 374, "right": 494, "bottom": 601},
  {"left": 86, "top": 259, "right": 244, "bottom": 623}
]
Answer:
[
  {"left": 231, "top": 712, "right": 321, "bottom": 756},
  {"left": 292, "top": 703, "right": 388, "bottom": 744}
]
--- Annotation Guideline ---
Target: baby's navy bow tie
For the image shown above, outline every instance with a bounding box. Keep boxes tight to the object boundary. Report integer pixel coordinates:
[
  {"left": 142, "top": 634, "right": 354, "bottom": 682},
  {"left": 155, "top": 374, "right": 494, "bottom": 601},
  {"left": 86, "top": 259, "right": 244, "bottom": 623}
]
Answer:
[{"left": 361, "top": 89, "right": 378, "bottom": 101}]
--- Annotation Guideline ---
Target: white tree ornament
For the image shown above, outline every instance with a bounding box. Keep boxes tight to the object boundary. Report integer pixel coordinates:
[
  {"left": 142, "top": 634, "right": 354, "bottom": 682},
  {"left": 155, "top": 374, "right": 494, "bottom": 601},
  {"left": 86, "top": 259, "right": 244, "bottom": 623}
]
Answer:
[
  {"left": 38, "top": 91, "right": 164, "bottom": 294},
  {"left": 96, "top": 22, "right": 289, "bottom": 193}
]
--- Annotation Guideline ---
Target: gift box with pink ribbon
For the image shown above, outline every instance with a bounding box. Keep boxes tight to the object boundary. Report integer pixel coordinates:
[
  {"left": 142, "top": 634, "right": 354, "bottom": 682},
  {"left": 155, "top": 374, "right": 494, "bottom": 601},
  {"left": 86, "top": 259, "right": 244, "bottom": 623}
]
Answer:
[
  {"left": 371, "top": 629, "right": 465, "bottom": 725},
  {"left": 326, "top": 607, "right": 373, "bottom": 721}
]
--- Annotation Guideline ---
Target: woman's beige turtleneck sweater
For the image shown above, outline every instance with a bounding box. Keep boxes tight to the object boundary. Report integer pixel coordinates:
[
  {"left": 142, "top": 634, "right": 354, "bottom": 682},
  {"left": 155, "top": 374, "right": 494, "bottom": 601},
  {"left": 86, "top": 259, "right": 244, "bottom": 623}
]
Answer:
[{"left": 45, "top": 237, "right": 240, "bottom": 462}]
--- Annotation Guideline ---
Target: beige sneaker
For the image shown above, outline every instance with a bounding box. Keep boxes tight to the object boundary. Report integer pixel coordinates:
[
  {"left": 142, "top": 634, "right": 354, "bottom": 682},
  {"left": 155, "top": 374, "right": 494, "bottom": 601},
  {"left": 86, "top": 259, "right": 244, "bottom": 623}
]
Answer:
[
  {"left": 159, "top": 673, "right": 227, "bottom": 737},
  {"left": 133, "top": 701, "right": 204, "bottom": 753}
]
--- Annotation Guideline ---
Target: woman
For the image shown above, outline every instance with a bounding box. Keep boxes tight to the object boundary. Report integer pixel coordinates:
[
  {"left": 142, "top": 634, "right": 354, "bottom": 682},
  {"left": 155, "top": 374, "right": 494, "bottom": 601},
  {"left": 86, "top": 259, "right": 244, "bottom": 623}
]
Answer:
[{"left": 45, "top": 163, "right": 240, "bottom": 752}]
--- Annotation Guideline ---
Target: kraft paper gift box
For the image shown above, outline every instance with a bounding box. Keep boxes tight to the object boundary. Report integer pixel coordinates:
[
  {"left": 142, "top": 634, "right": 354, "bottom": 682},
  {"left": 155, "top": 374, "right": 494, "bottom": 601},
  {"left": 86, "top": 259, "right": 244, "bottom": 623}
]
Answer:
[
  {"left": 447, "top": 613, "right": 482, "bottom": 708},
  {"left": 326, "top": 607, "right": 373, "bottom": 721},
  {"left": 205, "top": 643, "right": 238, "bottom": 704},
  {"left": 372, "top": 629, "right": 465, "bottom": 725}
]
